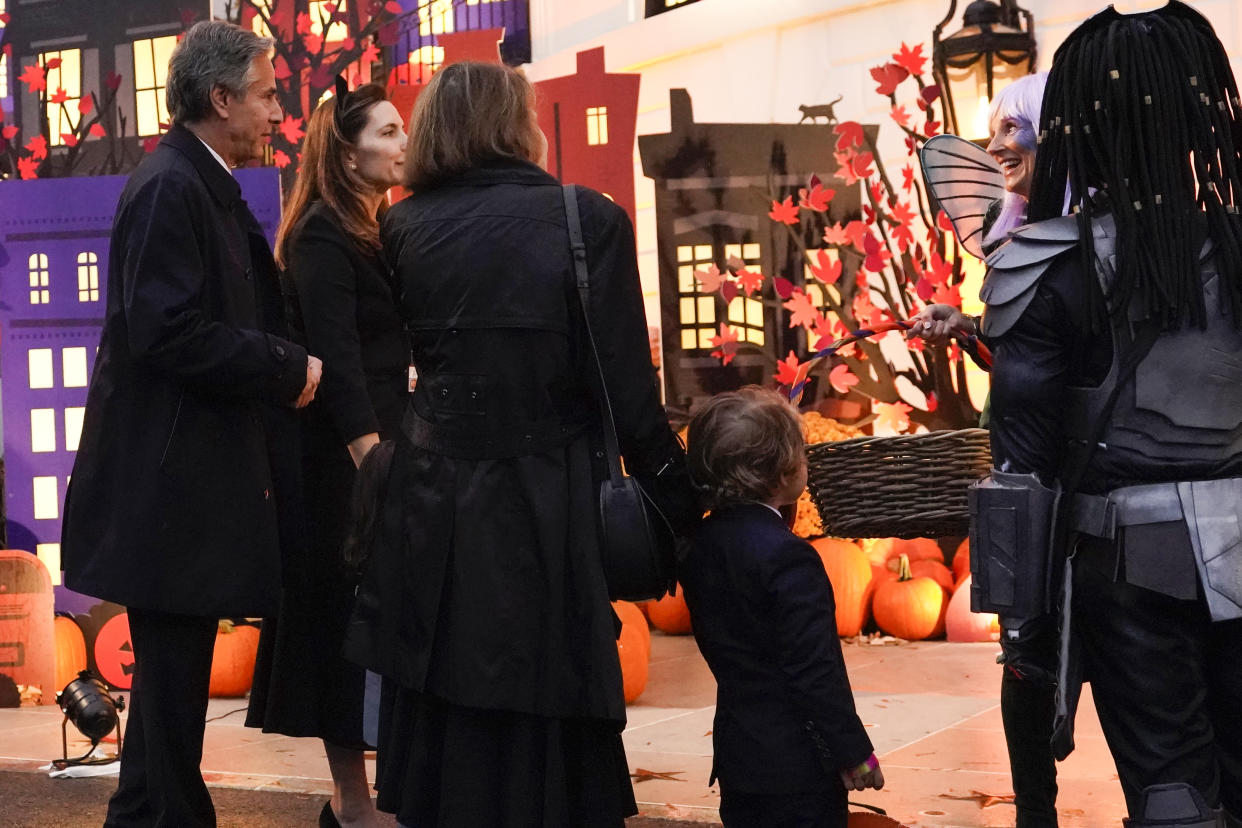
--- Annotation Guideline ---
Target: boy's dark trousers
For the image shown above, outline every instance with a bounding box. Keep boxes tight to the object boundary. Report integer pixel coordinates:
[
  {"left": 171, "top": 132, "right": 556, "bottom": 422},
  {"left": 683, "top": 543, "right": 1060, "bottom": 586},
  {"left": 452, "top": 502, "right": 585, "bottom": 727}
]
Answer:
[{"left": 718, "top": 781, "right": 848, "bottom": 828}]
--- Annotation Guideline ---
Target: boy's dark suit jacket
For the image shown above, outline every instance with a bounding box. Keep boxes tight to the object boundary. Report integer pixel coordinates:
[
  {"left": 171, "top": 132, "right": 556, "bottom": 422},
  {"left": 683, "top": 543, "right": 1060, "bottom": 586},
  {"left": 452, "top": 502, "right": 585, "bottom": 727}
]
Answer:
[{"left": 681, "top": 504, "right": 873, "bottom": 793}]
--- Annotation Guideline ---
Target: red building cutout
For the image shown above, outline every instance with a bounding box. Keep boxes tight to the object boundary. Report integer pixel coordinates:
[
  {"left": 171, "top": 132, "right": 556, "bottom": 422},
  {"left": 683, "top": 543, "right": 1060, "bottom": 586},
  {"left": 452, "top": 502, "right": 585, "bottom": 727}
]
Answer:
[{"left": 533, "top": 47, "right": 640, "bottom": 229}]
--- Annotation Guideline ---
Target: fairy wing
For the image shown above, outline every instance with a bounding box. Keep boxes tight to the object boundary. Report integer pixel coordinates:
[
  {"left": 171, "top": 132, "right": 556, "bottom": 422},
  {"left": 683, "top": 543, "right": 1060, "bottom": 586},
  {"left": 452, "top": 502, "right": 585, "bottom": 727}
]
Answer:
[{"left": 919, "top": 134, "right": 1006, "bottom": 260}]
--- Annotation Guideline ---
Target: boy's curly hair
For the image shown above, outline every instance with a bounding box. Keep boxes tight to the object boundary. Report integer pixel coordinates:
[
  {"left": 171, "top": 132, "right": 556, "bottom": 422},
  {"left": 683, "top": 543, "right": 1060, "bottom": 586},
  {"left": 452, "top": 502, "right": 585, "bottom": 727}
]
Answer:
[{"left": 686, "top": 386, "right": 804, "bottom": 511}]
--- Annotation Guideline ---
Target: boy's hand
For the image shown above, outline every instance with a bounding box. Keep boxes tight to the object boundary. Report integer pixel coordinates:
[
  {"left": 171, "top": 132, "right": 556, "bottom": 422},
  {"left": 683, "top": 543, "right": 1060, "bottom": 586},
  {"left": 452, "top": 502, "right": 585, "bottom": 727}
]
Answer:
[{"left": 839, "top": 754, "right": 884, "bottom": 791}]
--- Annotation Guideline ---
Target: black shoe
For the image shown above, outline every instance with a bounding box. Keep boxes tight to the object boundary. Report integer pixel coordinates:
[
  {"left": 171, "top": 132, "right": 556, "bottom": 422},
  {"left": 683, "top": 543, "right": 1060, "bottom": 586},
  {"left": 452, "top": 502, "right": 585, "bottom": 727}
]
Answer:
[{"left": 319, "top": 801, "right": 342, "bottom": 828}]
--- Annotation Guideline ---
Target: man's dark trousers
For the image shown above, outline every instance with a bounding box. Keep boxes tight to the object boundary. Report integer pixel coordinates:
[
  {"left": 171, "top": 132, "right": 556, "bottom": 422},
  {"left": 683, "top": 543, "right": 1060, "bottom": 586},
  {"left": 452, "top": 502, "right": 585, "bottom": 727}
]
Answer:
[{"left": 103, "top": 608, "right": 219, "bottom": 828}]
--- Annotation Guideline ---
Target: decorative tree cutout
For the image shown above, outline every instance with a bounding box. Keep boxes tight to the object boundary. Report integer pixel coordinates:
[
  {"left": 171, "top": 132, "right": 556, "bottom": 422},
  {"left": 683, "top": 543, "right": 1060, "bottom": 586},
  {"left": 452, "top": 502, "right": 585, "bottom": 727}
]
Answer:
[{"left": 699, "top": 42, "right": 982, "bottom": 433}]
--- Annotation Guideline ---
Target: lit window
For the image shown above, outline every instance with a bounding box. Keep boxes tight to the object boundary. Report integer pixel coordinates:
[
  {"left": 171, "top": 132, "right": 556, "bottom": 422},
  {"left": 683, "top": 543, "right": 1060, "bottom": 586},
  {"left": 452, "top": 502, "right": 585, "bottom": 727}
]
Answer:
[
  {"left": 309, "top": 0, "right": 349, "bottom": 42},
  {"left": 33, "top": 476, "right": 59, "bottom": 520},
  {"left": 418, "top": 0, "right": 454, "bottom": 36},
  {"left": 77, "top": 251, "right": 100, "bottom": 302},
  {"left": 63, "top": 347, "right": 89, "bottom": 388},
  {"left": 42, "top": 49, "right": 81, "bottom": 146},
  {"left": 37, "top": 543, "right": 62, "bottom": 586},
  {"left": 675, "top": 244, "right": 727, "bottom": 351},
  {"left": 31, "top": 408, "right": 56, "bottom": 453},
  {"left": 406, "top": 45, "right": 444, "bottom": 84},
  {"left": 28, "top": 348, "right": 54, "bottom": 389},
  {"left": 28, "top": 252, "right": 49, "bottom": 305},
  {"left": 0, "top": 53, "right": 8, "bottom": 100},
  {"left": 65, "top": 407, "right": 85, "bottom": 452},
  {"left": 133, "top": 36, "right": 176, "bottom": 137},
  {"left": 586, "top": 107, "right": 609, "bottom": 146},
  {"left": 724, "top": 243, "right": 766, "bottom": 346},
  {"left": 665, "top": 0, "right": 693, "bottom": 6}
]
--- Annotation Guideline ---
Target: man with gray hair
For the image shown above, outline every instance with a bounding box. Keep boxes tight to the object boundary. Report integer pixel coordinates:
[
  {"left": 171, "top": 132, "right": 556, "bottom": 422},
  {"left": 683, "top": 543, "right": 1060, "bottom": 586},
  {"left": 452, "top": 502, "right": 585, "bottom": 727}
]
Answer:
[{"left": 60, "top": 20, "right": 321, "bottom": 827}]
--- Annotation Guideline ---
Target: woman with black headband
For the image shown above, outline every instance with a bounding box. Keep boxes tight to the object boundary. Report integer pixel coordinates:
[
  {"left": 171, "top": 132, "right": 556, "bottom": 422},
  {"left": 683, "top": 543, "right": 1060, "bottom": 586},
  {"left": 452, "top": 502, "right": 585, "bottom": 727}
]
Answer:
[{"left": 246, "top": 79, "right": 408, "bottom": 828}]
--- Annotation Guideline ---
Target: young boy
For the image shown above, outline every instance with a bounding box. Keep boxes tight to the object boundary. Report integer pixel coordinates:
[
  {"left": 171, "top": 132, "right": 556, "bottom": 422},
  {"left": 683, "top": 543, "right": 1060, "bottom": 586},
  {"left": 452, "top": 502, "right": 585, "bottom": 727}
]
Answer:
[{"left": 681, "top": 386, "right": 882, "bottom": 828}]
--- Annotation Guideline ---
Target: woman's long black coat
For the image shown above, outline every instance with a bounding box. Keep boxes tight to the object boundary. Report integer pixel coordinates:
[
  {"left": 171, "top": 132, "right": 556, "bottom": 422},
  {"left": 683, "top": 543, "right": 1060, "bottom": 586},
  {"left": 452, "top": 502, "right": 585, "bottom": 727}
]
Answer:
[
  {"left": 61, "top": 126, "right": 308, "bottom": 618},
  {"left": 344, "top": 161, "right": 688, "bottom": 724}
]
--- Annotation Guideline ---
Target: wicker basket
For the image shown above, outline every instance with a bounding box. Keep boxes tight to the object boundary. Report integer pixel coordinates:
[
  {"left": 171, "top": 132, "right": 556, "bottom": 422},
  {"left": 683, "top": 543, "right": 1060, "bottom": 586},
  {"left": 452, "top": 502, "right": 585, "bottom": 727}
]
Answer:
[{"left": 806, "top": 428, "right": 992, "bottom": 539}]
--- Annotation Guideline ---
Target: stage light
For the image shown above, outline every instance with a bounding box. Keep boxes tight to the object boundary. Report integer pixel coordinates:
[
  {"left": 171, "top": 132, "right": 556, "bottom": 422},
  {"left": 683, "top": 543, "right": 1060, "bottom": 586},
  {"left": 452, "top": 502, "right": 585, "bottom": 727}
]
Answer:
[{"left": 53, "top": 670, "right": 125, "bottom": 769}]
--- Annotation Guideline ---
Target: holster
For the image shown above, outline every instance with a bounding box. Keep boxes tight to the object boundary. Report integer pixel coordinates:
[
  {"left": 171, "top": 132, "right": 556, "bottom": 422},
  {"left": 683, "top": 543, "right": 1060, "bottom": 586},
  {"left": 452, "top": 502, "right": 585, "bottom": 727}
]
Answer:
[{"left": 968, "top": 471, "right": 1062, "bottom": 624}]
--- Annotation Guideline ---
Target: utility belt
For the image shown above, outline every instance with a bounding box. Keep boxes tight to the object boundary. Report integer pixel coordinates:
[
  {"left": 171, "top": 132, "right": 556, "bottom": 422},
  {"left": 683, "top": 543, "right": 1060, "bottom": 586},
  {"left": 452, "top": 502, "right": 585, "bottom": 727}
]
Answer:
[
  {"left": 969, "top": 472, "right": 1242, "bottom": 625},
  {"left": 1071, "top": 477, "right": 1242, "bottom": 622}
]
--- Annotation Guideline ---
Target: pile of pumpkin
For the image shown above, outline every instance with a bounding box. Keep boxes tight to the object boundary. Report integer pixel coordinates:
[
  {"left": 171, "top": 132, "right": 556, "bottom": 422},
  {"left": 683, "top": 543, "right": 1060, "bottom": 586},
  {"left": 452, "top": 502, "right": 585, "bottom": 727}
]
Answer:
[{"left": 816, "top": 536, "right": 999, "bottom": 643}]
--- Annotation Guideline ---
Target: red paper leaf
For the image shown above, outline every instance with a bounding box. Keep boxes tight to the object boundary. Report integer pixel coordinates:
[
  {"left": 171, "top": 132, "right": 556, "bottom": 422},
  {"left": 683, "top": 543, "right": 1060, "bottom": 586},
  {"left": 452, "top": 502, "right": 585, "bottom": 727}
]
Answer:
[
  {"left": 89, "top": 123, "right": 106, "bottom": 138},
  {"left": 783, "top": 289, "right": 820, "bottom": 330},
  {"left": 932, "top": 283, "right": 962, "bottom": 307},
  {"left": 302, "top": 33, "right": 324, "bottom": 54},
  {"left": 890, "top": 201, "right": 917, "bottom": 227},
  {"left": 296, "top": 11, "right": 312, "bottom": 34},
  {"left": 279, "top": 114, "right": 305, "bottom": 144},
  {"left": 890, "top": 105, "right": 910, "bottom": 128},
  {"left": 60, "top": 132, "right": 78, "bottom": 147},
  {"left": 902, "top": 165, "right": 915, "bottom": 192},
  {"left": 862, "top": 233, "right": 892, "bottom": 273},
  {"left": 925, "top": 250, "right": 954, "bottom": 286},
  {"left": 920, "top": 84, "right": 942, "bottom": 107},
  {"left": 799, "top": 183, "right": 834, "bottom": 212},
  {"left": 18, "top": 64, "right": 47, "bottom": 93},
  {"left": 772, "top": 276, "right": 795, "bottom": 300},
  {"left": 25, "top": 134, "right": 47, "bottom": 161},
  {"left": 829, "top": 363, "right": 860, "bottom": 394},
  {"left": 807, "top": 248, "right": 842, "bottom": 285},
  {"left": 869, "top": 181, "right": 884, "bottom": 204},
  {"left": 694, "top": 264, "right": 724, "bottom": 294},
  {"left": 823, "top": 223, "right": 849, "bottom": 246},
  {"left": 915, "top": 276, "right": 936, "bottom": 301},
  {"left": 937, "top": 209, "right": 955, "bottom": 234},
  {"left": 0, "top": 12, "right": 9, "bottom": 24},
  {"left": 106, "top": 71, "right": 123, "bottom": 91},
  {"left": 143, "top": 135, "right": 160, "bottom": 153},
  {"left": 874, "top": 401, "right": 913, "bottom": 433},
  {"left": 834, "top": 120, "right": 864, "bottom": 150},
  {"left": 851, "top": 151, "right": 875, "bottom": 181},
  {"left": 736, "top": 267, "right": 764, "bottom": 296},
  {"left": 385, "top": 0, "right": 402, "bottom": 12},
  {"left": 870, "top": 62, "right": 909, "bottom": 96},
  {"left": 844, "top": 220, "right": 869, "bottom": 250},
  {"left": 78, "top": 96, "right": 95, "bottom": 115},
  {"left": 926, "top": 391, "right": 939, "bottom": 412},
  {"left": 378, "top": 22, "right": 400, "bottom": 46},
  {"left": 720, "top": 279, "right": 739, "bottom": 306},
  {"left": 274, "top": 149, "right": 291, "bottom": 168},
  {"left": 362, "top": 41, "right": 381, "bottom": 64},
  {"left": 811, "top": 315, "right": 836, "bottom": 351},
  {"left": 774, "top": 351, "right": 807, "bottom": 387},
  {"left": 2, "top": 125, "right": 18, "bottom": 140},
  {"left": 709, "top": 324, "right": 741, "bottom": 366},
  {"left": 769, "top": 195, "right": 800, "bottom": 225},
  {"left": 44, "top": 57, "right": 62, "bottom": 70},
  {"left": 893, "top": 43, "right": 927, "bottom": 77},
  {"left": 923, "top": 119, "right": 941, "bottom": 137},
  {"left": 50, "top": 87, "right": 69, "bottom": 104},
  {"left": 17, "top": 155, "right": 39, "bottom": 180}
]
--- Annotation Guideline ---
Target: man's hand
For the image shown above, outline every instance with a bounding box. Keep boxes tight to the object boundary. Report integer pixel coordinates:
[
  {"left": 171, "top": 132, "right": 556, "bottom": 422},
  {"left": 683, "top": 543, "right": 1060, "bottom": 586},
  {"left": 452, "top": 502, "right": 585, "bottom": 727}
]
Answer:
[
  {"left": 839, "top": 755, "right": 884, "bottom": 791},
  {"left": 907, "top": 304, "right": 976, "bottom": 346},
  {"left": 293, "top": 355, "right": 322, "bottom": 409}
]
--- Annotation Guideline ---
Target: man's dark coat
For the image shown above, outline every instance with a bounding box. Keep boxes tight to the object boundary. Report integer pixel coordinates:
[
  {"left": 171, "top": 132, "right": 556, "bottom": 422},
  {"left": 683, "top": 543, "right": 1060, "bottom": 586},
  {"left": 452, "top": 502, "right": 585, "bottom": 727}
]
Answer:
[{"left": 62, "top": 125, "right": 308, "bottom": 618}]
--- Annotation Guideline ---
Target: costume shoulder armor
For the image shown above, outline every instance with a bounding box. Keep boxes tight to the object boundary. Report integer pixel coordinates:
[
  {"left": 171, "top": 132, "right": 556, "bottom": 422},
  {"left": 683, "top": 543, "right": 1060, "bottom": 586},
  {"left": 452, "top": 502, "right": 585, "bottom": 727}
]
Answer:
[{"left": 979, "top": 215, "right": 1081, "bottom": 338}]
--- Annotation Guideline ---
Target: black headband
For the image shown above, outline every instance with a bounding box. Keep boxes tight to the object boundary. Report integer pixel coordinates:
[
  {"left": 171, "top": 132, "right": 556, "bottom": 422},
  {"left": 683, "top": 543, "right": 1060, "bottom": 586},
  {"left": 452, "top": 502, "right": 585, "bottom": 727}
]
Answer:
[{"left": 333, "top": 75, "right": 350, "bottom": 133}]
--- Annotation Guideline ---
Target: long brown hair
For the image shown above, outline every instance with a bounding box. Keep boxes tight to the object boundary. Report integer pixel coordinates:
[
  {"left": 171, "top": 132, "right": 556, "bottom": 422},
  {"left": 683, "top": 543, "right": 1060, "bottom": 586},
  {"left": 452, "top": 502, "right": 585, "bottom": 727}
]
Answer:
[
  {"left": 403, "top": 62, "right": 544, "bottom": 192},
  {"left": 275, "top": 82, "right": 389, "bottom": 269}
]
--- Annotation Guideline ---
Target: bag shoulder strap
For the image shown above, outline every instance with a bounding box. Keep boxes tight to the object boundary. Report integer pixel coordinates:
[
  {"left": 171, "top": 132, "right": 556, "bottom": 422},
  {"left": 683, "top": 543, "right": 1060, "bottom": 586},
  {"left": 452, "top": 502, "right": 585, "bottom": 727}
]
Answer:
[{"left": 563, "top": 185, "right": 625, "bottom": 486}]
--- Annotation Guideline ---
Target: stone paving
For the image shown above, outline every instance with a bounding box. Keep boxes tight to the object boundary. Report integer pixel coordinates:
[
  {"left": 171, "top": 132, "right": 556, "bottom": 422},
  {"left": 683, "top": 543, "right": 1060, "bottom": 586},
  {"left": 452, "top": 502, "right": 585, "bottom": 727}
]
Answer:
[{"left": 0, "top": 634, "right": 1128, "bottom": 826}]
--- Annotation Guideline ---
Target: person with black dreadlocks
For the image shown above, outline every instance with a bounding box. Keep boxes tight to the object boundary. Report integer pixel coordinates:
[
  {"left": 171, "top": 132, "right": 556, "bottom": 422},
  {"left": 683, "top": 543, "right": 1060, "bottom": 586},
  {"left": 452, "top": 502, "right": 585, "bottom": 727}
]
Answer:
[{"left": 971, "top": 3, "right": 1242, "bottom": 826}]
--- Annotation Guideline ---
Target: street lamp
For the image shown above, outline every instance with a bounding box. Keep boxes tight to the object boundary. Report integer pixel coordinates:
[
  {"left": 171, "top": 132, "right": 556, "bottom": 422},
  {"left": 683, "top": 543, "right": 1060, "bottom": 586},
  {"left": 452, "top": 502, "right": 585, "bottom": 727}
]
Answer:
[{"left": 932, "top": 0, "right": 1036, "bottom": 141}]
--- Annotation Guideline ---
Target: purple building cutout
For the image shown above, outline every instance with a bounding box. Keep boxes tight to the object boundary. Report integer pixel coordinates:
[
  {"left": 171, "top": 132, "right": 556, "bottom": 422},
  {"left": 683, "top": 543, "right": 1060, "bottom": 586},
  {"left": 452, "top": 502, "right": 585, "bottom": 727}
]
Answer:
[
  {"left": 0, "top": 167, "right": 283, "bottom": 614},
  {"left": 386, "top": 0, "right": 529, "bottom": 86}
]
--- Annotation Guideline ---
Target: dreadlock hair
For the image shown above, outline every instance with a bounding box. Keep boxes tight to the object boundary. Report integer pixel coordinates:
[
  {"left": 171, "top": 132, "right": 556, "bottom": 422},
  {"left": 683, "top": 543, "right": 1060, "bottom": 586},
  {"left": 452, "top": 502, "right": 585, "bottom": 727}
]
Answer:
[{"left": 1027, "top": 0, "right": 1242, "bottom": 331}]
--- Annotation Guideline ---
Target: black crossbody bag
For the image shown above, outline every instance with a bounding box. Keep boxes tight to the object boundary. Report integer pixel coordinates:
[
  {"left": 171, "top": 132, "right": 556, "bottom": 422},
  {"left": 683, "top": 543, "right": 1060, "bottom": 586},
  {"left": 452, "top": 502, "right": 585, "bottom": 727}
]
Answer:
[{"left": 562, "top": 185, "right": 676, "bottom": 602}]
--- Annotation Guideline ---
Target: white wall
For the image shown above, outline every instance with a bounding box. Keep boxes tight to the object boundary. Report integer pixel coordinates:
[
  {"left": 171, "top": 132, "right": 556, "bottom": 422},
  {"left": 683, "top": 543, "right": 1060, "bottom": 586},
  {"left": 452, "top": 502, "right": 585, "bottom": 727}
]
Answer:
[{"left": 524, "top": 0, "right": 1242, "bottom": 327}]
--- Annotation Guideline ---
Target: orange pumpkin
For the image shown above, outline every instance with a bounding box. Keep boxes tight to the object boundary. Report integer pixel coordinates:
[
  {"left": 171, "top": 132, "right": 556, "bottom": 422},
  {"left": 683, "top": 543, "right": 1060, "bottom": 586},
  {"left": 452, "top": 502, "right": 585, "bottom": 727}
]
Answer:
[
  {"left": 866, "top": 537, "right": 943, "bottom": 567},
  {"left": 647, "top": 584, "right": 693, "bottom": 635},
  {"left": 612, "top": 601, "right": 651, "bottom": 703},
  {"left": 945, "top": 575, "right": 1001, "bottom": 642},
  {"left": 812, "top": 538, "right": 873, "bottom": 637},
  {"left": 53, "top": 615, "right": 87, "bottom": 692},
  {"left": 872, "top": 555, "right": 946, "bottom": 641},
  {"left": 848, "top": 811, "right": 907, "bottom": 827},
  {"left": 951, "top": 538, "right": 971, "bottom": 583},
  {"left": 208, "top": 620, "right": 260, "bottom": 698},
  {"left": 906, "top": 558, "right": 955, "bottom": 593}
]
